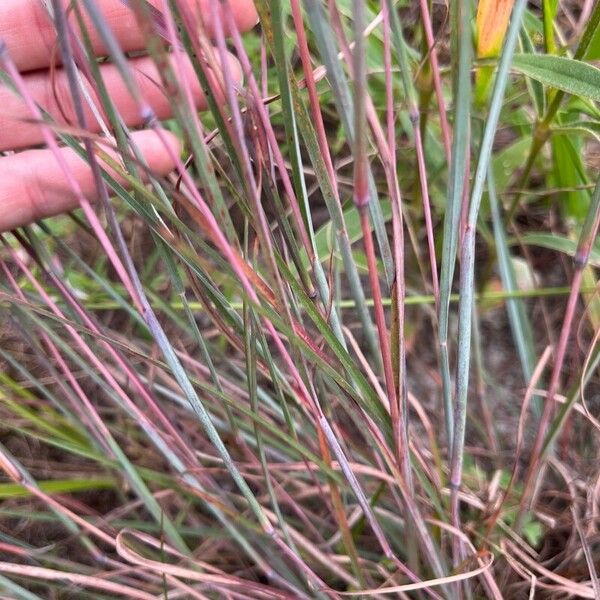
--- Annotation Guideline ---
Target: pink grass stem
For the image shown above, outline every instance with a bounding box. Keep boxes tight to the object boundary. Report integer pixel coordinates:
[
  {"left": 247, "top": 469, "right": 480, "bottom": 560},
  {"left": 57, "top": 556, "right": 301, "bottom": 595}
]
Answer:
[
  {"left": 418, "top": 0, "right": 452, "bottom": 163},
  {"left": 516, "top": 268, "right": 585, "bottom": 528}
]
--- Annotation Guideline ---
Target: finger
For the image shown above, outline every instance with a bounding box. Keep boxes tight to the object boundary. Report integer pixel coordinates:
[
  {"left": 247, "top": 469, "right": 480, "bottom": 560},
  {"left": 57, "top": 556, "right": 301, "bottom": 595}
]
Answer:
[
  {"left": 1, "top": 0, "right": 258, "bottom": 73},
  {"left": 0, "top": 129, "right": 180, "bottom": 233},
  {"left": 0, "top": 51, "right": 241, "bottom": 152}
]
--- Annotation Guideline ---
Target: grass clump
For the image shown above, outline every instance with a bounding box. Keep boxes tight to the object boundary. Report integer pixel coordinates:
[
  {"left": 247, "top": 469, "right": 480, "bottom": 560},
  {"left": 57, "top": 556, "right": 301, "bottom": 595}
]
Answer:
[{"left": 1, "top": 0, "right": 600, "bottom": 597}]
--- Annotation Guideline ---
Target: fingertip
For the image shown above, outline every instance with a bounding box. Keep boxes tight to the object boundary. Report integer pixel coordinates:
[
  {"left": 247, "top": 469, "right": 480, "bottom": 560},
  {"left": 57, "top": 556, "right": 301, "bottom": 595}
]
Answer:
[
  {"left": 205, "top": 0, "right": 258, "bottom": 36},
  {"left": 235, "top": 1, "right": 260, "bottom": 34},
  {"left": 0, "top": 130, "right": 183, "bottom": 233},
  {"left": 127, "top": 129, "right": 182, "bottom": 177}
]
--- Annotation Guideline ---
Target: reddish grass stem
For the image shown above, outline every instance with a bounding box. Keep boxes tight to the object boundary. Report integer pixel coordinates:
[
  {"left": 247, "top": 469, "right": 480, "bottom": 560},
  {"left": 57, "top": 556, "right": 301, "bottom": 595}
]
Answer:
[
  {"left": 515, "top": 176, "right": 600, "bottom": 531},
  {"left": 351, "top": 0, "right": 398, "bottom": 420},
  {"left": 418, "top": 0, "right": 452, "bottom": 163}
]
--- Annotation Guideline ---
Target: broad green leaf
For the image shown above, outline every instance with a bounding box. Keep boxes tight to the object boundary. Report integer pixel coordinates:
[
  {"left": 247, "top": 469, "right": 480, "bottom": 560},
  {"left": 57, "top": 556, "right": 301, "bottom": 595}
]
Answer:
[
  {"left": 584, "top": 24, "right": 600, "bottom": 60},
  {"left": 541, "top": 0, "right": 558, "bottom": 54},
  {"left": 518, "top": 233, "right": 600, "bottom": 266},
  {"left": 311, "top": 201, "right": 392, "bottom": 265},
  {"left": 512, "top": 54, "right": 600, "bottom": 102},
  {"left": 579, "top": 0, "right": 600, "bottom": 60},
  {"left": 523, "top": 516, "right": 544, "bottom": 547},
  {"left": 550, "top": 134, "right": 590, "bottom": 220},
  {"left": 519, "top": 29, "right": 545, "bottom": 116},
  {"left": 552, "top": 121, "right": 600, "bottom": 144},
  {"left": 563, "top": 96, "right": 600, "bottom": 121},
  {"left": 492, "top": 135, "right": 532, "bottom": 192}
]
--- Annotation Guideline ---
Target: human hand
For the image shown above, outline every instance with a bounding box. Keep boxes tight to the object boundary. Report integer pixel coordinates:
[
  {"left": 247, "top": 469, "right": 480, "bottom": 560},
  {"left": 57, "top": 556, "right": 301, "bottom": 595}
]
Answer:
[{"left": 0, "top": 0, "right": 257, "bottom": 232}]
